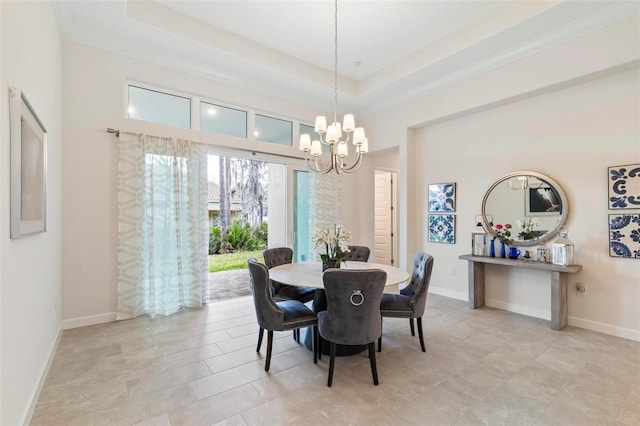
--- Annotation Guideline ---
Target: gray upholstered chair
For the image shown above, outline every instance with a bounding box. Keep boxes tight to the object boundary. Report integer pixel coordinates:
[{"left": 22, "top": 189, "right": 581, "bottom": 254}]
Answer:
[
  {"left": 247, "top": 258, "right": 318, "bottom": 371},
  {"left": 318, "top": 269, "right": 387, "bottom": 387},
  {"left": 343, "top": 245, "right": 371, "bottom": 262},
  {"left": 378, "top": 252, "right": 433, "bottom": 352},
  {"left": 263, "top": 247, "right": 315, "bottom": 304}
]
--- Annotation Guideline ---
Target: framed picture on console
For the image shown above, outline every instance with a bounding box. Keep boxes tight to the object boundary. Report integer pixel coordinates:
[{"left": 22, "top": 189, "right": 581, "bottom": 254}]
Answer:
[{"left": 9, "top": 87, "right": 47, "bottom": 238}]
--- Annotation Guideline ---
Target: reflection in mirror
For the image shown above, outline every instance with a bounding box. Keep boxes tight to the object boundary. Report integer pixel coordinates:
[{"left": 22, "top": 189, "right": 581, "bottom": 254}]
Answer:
[{"left": 482, "top": 171, "right": 568, "bottom": 247}]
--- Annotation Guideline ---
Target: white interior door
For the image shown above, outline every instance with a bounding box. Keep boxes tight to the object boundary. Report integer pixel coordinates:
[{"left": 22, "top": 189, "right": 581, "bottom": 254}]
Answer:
[{"left": 374, "top": 171, "right": 396, "bottom": 265}]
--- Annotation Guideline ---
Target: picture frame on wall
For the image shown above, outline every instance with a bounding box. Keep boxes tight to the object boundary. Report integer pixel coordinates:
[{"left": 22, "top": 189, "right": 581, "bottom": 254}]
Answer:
[
  {"left": 9, "top": 87, "right": 47, "bottom": 238},
  {"left": 609, "top": 214, "right": 640, "bottom": 259},
  {"left": 608, "top": 164, "right": 640, "bottom": 210},
  {"left": 428, "top": 214, "right": 455, "bottom": 244},
  {"left": 428, "top": 183, "right": 456, "bottom": 212}
]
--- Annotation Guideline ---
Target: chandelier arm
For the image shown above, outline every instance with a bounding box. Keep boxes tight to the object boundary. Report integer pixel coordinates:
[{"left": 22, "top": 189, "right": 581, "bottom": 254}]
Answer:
[
  {"left": 337, "top": 152, "right": 365, "bottom": 173},
  {"left": 308, "top": 152, "right": 335, "bottom": 174},
  {"left": 303, "top": 151, "right": 330, "bottom": 173},
  {"left": 305, "top": 156, "right": 331, "bottom": 174},
  {"left": 331, "top": 152, "right": 341, "bottom": 175}
]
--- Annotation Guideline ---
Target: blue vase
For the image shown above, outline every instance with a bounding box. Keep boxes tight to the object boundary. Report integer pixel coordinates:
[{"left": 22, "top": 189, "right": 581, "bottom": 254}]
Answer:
[
  {"left": 500, "top": 242, "right": 506, "bottom": 258},
  {"left": 489, "top": 239, "right": 496, "bottom": 257}
]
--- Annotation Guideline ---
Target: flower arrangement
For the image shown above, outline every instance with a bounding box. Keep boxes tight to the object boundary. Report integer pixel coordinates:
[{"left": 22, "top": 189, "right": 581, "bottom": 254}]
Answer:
[
  {"left": 493, "top": 223, "right": 512, "bottom": 243},
  {"left": 313, "top": 225, "right": 351, "bottom": 262},
  {"left": 516, "top": 217, "right": 539, "bottom": 240}
]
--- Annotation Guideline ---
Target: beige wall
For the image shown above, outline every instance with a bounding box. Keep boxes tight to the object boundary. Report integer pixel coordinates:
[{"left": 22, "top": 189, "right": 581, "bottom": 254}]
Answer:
[{"left": 1, "top": 2, "right": 62, "bottom": 424}]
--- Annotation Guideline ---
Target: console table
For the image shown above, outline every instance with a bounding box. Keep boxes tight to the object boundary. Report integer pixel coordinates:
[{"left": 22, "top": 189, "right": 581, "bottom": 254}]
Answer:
[{"left": 458, "top": 255, "right": 582, "bottom": 330}]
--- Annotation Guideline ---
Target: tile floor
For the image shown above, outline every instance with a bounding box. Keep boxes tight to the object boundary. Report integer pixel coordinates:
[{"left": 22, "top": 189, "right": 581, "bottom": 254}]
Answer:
[{"left": 31, "top": 294, "right": 639, "bottom": 425}]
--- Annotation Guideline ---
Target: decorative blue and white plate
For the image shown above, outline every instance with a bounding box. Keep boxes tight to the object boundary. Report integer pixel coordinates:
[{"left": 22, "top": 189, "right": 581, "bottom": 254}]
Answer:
[
  {"left": 608, "top": 164, "right": 640, "bottom": 209},
  {"left": 428, "top": 214, "right": 455, "bottom": 244},
  {"left": 428, "top": 183, "right": 456, "bottom": 212},
  {"left": 609, "top": 214, "right": 640, "bottom": 259}
]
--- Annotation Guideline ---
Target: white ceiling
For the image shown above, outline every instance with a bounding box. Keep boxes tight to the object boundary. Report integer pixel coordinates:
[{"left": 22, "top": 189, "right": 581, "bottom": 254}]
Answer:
[{"left": 54, "top": 1, "right": 639, "bottom": 116}]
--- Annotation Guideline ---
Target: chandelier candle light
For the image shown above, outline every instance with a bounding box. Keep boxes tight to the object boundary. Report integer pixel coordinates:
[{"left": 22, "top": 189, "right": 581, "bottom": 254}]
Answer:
[{"left": 299, "top": 0, "right": 368, "bottom": 174}]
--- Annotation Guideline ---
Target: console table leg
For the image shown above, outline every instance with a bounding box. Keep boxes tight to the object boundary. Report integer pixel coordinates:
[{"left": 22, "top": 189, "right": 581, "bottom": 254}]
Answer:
[
  {"left": 468, "top": 261, "right": 485, "bottom": 309},
  {"left": 550, "top": 271, "right": 568, "bottom": 330}
]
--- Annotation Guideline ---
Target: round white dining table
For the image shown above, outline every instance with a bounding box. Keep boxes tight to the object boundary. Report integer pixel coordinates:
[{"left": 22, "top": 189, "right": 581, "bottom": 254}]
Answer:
[{"left": 269, "top": 261, "right": 410, "bottom": 289}]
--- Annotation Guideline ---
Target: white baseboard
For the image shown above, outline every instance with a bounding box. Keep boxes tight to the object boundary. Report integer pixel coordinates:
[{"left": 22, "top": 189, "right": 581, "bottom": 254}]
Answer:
[
  {"left": 62, "top": 312, "right": 116, "bottom": 330},
  {"left": 428, "top": 286, "right": 467, "bottom": 301},
  {"left": 485, "top": 298, "right": 551, "bottom": 321},
  {"left": 568, "top": 316, "right": 640, "bottom": 342},
  {"left": 429, "top": 288, "right": 639, "bottom": 342},
  {"left": 23, "top": 324, "right": 62, "bottom": 426}
]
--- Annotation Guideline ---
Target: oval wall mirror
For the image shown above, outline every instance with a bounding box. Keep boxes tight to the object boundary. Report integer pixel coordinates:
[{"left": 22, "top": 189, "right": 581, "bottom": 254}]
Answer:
[{"left": 481, "top": 171, "right": 568, "bottom": 247}]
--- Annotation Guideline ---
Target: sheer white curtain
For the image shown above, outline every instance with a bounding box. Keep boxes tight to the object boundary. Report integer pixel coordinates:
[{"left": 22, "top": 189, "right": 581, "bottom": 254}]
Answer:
[{"left": 117, "top": 132, "right": 208, "bottom": 319}]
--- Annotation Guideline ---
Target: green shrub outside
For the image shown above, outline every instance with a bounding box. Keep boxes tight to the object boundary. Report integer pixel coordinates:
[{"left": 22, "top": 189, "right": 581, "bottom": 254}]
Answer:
[{"left": 209, "top": 220, "right": 268, "bottom": 255}]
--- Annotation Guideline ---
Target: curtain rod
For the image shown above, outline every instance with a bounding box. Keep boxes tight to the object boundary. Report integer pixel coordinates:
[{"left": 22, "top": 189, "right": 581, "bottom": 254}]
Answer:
[{"left": 105, "top": 128, "right": 305, "bottom": 161}]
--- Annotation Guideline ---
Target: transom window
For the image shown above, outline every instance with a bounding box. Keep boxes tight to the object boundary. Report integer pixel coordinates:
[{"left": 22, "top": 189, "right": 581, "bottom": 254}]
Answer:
[
  {"left": 200, "top": 102, "right": 247, "bottom": 139},
  {"left": 255, "top": 114, "right": 292, "bottom": 146},
  {"left": 128, "top": 86, "right": 190, "bottom": 129},
  {"left": 126, "top": 83, "right": 313, "bottom": 149}
]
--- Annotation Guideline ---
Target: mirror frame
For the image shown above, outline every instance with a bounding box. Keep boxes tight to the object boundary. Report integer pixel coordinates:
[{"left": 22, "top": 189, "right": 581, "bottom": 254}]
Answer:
[{"left": 481, "top": 170, "right": 569, "bottom": 247}]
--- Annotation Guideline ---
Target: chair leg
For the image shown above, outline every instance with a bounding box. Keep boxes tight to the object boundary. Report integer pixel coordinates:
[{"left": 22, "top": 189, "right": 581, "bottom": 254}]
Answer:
[
  {"left": 313, "top": 326, "right": 318, "bottom": 364},
  {"left": 327, "top": 342, "right": 336, "bottom": 387},
  {"left": 378, "top": 317, "right": 383, "bottom": 352},
  {"left": 318, "top": 334, "right": 322, "bottom": 360},
  {"left": 368, "top": 342, "right": 379, "bottom": 386},
  {"left": 409, "top": 318, "right": 415, "bottom": 336},
  {"left": 292, "top": 329, "right": 299, "bottom": 342},
  {"left": 256, "top": 327, "right": 264, "bottom": 352},
  {"left": 265, "top": 330, "right": 274, "bottom": 371},
  {"left": 417, "top": 317, "right": 426, "bottom": 352}
]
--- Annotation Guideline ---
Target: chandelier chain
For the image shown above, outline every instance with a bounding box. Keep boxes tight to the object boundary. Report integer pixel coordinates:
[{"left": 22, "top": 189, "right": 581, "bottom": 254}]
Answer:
[{"left": 333, "top": 0, "right": 338, "bottom": 126}]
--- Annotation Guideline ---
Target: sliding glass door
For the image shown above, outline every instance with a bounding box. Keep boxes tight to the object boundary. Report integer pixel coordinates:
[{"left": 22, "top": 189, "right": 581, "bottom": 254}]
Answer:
[
  {"left": 293, "top": 170, "right": 312, "bottom": 262},
  {"left": 207, "top": 148, "right": 312, "bottom": 266}
]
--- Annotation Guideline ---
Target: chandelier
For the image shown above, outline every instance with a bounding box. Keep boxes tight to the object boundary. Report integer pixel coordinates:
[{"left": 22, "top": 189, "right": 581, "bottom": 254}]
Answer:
[
  {"left": 299, "top": 0, "right": 368, "bottom": 174},
  {"left": 508, "top": 175, "right": 543, "bottom": 190}
]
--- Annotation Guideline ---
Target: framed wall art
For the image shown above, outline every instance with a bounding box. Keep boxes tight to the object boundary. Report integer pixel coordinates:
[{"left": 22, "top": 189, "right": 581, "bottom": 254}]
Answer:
[
  {"left": 609, "top": 214, "right": 640, "bottom": 259},
  {"left": 608, "top": 164, "right": 640, "bottom": 210},
  {"left": 428, "top": 214, "right": 455, "bottom": 244},
  {"left": 428, "top": 183, "right": 456, "bottom": 212},
  {"left": 9, "top": 87, "right": 47, "bottom": 238}
]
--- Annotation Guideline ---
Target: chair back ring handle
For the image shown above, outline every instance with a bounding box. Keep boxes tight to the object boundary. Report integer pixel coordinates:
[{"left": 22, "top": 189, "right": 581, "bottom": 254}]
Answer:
[{"left": 350, "top": 290, "right": 364, "bottom": 306}]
